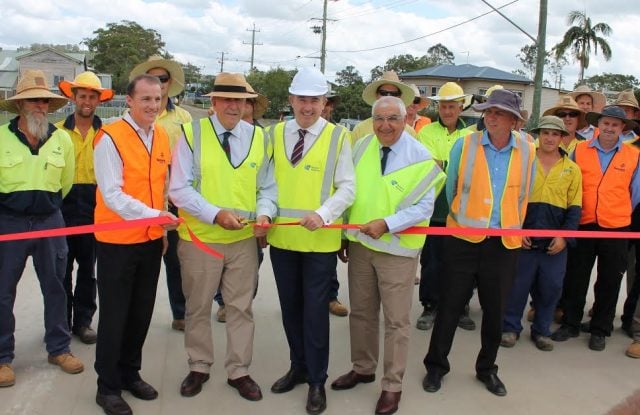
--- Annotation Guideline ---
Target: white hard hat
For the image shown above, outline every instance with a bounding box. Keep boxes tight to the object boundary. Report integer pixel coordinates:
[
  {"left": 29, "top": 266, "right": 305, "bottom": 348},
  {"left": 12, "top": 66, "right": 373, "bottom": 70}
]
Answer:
[{"left": 289, "top": 67, "right": 328, "bottom": 96}]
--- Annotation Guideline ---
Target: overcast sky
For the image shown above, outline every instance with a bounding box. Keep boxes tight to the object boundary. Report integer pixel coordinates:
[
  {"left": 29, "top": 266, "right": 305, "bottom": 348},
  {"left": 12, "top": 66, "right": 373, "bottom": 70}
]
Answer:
[{"left": 1, "top": 0, "right": 638, "bottom": 90}]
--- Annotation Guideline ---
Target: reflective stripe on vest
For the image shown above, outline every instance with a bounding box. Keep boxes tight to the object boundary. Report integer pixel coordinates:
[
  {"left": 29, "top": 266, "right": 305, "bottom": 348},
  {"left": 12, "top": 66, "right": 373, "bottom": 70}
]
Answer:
[
  {"left": 178, "top": 118, "right": 267, "bottom": 243},
  {"left": 346, "top": 135, "right": 445, "bottom": 257},
  {"left": 267, "top": 121, "right": 346, "bottom": 252}
]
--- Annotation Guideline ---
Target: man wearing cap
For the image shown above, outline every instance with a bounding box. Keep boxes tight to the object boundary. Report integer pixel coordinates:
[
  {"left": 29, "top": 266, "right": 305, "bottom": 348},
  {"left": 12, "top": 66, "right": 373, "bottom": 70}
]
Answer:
[
  {"left": 552, "top": 106, "right": 640, "bottom": 352},
  {"left": 267, "top": 67, "right": 354, "bottom": 415},
  {"left": 542, "top": 95, "right": 587, "bottom": 155},
  {"left": 501, "top": 116, "right": 582, "bottom": 352},
  {"left": 569, "top": 85, "right": 606, "bottom": 140},
  {"left": 414, "top": 82, "right": 473, "bottom": 332},
  {"left": 330, "top": 96, "right": 444, "bottom": 415},
  {"left": 56, "top": 71, "right": 114, "bottom": 345},
  {"left": 422, "top": 89, "right": 535, "bottom": 397},
  {"left": 170, "top": 72, "right": 276, "bottom": 401},
  {"left": 93, "top": 74, "right": 177, "bottom": 415},
  {"left": 130, "top": 55, "right": 192, "bottom": 332},
  {"left": 0, "top": 69, "right": 83, "bottom": 388},
  {"left": 351, "top": 71, "right": 416, "bottom": 143},
  {"left": 406, "top": 84, "right": 431, "bottom": 133}
]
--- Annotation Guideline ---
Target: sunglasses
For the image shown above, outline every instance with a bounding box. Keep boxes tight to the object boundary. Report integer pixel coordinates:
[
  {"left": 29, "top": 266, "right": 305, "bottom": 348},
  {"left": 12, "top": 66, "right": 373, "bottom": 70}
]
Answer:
[
  {"left": 556, "top": 111, "right": 580, "bottom": 118},
  {"left": 26, "top": 98, "right": 50, "bottom": 104},
  {"left": 377, "top": 89, "right": 401, "bottom": 97},
  {"left": 156, "top": 74, "right": 171, "bottom": 83},
  {"left": 413, "top": 97, "right": 422, "bottom": 105}
]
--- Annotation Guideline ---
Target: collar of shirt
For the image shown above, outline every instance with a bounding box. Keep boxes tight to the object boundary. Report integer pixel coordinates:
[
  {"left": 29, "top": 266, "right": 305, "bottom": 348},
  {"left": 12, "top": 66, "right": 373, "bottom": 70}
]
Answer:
[
  {"left": 9, "top": 116, "right": 57, "bottom": 153},
  {"left": 481, "top": 129, "right": 516, "bottom": 152},
  {"left": 123, "top": 113, "right": 155, "bottom": 137},
  {"left": 210, "top": 114, "right": 244, "bottom": 138},
  {"left": 286, "top": 117, "right": 327, "bottom": 138},
  {"left": 62, "top": 113, "right": 103, "bottom": 131},
  {"left": 588, "top": 136, "right": 623, "bottom": 153},
  {"left": 437, "top": 116, "right": 466, "bottom": 131}
]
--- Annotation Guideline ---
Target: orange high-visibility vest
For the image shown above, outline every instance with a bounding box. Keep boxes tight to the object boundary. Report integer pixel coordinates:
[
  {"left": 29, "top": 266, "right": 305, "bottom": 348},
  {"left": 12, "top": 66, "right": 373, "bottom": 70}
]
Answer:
[
  {"left": 575, "top": 138, "right": 639, "bottom": 228},
  {"left": 447, "top": 132, "right": 535, "bottom": 249},
  {"left": 94, "top": 119, "right": 170, "bottom": 244}
]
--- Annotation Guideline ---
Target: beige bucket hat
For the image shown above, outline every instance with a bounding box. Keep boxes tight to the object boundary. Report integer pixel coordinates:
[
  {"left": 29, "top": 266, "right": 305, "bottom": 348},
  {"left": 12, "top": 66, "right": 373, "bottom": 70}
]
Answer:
[
  {"left": 362, "top": 71, "right": 414, "bottom": 106},
  {"left": 129, "top": 55, "right": 185, "bottom": 97},
  {"left": 0, "top": 69, "right": 68, "bottom": 113},
  {"left": 543, "top": 95, "right": 587, "bottom": 130},
  {"left": 569, "top": 85, "right": 606, "bottom": 111}
]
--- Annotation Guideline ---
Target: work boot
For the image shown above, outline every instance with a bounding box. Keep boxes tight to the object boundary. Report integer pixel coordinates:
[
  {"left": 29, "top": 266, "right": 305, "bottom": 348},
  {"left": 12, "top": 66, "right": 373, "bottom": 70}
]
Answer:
[
  {"left": 329, "top": 300, "right": 349, "bottom": 317},
  {"left": 48, "top": 353, "right": 84, "bottom": 374},
  {"left": 0, "top": 364, "right": 15, "bottom": 387},
  {"left": 416, "top": 306, "right": 436, "bottom": 331},
  {"left": 216, "top": 305, "right": 226, "bottom": 323},
  {"left": 457, "top": 304, "right": 476, "bottom": 331}
]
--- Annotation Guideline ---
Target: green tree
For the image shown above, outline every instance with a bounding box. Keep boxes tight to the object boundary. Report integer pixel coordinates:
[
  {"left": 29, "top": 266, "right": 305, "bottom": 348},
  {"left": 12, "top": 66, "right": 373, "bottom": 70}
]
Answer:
[
  {"left": 427, "top": 43, "right": 454, "bottom": 65},
  {"left": 83, "top": 21, "right": 166, "bottom": 93},
  {"left": 516, "top": 43, "right": 550, "bottom": 79},
  {"left": 369, "top": 54, "right": 433, "bottom": 80},
  {"left": 246, "top": 68, "right": 295, "bottom": 119},
  {"left": 335, "top": 65, "right": 363, "bottom": 86},
  {"left": 332, "top": 66, "right": 369, "bottom": 121},
  {"left": 182, "top": 62, "right": 203, "bottom": 92},
  {"left": 553, "top": 10, "right": 612, "bottom": 82},
  {"left": 581, "top": 73, "right": 640, "bottom": 92},
  {"left": 17, "top": 43, "right": 82, "bottom": 53}
]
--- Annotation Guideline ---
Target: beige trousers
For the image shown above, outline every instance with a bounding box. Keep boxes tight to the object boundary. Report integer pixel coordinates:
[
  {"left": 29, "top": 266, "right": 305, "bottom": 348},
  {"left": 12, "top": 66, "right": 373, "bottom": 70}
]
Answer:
[
  {"left": 178, "top": 237, "right": 258, "bottom": 379},
  {"left": 347, "top": 241, "right": 418, "bottom": 392}
]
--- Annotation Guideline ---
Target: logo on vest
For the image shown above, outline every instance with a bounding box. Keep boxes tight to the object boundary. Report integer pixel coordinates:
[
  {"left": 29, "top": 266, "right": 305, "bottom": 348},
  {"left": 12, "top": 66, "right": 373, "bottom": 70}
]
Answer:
[
  {"left": 614, "top": 163, "right": 626, "bottom": 172},
  {"left": 304, "top": 164, "right": 321, "bottom": 172},
  {"left": 390, "top": 179, "right": 405, "bottom": 192},
  {"left": 156, "top": 152, "right": 167, "bottom": 164},
  {"left": 249, "top": 162, "right": 257, "bottom": 168}
]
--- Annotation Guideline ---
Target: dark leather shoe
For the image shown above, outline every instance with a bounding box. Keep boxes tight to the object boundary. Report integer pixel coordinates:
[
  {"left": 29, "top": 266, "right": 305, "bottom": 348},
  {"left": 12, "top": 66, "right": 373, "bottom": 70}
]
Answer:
[
  {"left": 180, "top": 371, "right": 210, "bottom": 397},
  {"left": 96, "top": 392, "right": 132, "bottom": 415},
  {"left": 306, "top": 385, "right": 327, "bottom": 415},
  {"left": 589, "top": 334, "right": 606, "bottom": 351},
  {"left": 551, "top": 325, "right": 579, "bottom": 342},
  {"left": 375, "top": 390, "right": 401, "bottom": 415},
  {"left": 123, "top": 379, "right": 158, "bottom": 400},
  {"left": 271, "top": 368, "right": 307, "bottom": 393},
  {"left": 422, "top": 372, "right": 442, "bottom": 393},
  {"left": 330, "top": 370, "right": 375, "bottom": 390},
  {"left": 580, "top": 321, "right": 591, "bottom": 333},
  {"left": 476, "top": 373, "right": 507, "bottom": 396},
  {"left": 228, "top": 375, "right": 263, "bottom": 401},
  {"left": 75, "top": 326, "right": 97, "bottom": 344}
]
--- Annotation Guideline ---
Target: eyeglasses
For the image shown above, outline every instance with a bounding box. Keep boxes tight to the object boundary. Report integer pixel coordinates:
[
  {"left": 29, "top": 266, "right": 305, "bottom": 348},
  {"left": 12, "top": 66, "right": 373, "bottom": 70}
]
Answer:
[
  {"left": 413, "top": 97, "right": 422, "bottom": 105},
  {"left": 373, "top": 115, "right": 403, "bottom": 123},
  {"left": 556, "top": 111, "right": 580, "bottom": 118},
  {"left": 156, "top": 74, "right": 171, "bottom": 83},
  {"left": 26, "top": 98, "right": 50, "bottom": 104},
  {"left": 377, "top": 89, "right": 401, "bottom": 97}
]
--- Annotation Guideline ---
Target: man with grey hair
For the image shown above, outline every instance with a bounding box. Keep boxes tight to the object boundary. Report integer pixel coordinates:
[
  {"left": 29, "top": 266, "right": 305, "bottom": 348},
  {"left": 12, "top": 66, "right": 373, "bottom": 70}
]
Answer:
[{"left": 331, "top": 96, "right": 444, "bottom": 415}]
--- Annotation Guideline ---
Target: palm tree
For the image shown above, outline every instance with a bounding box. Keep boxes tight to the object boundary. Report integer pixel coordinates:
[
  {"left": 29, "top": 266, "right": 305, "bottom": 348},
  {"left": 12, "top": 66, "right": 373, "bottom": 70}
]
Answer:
[{"left": 553, "top": 10, "right": 612, "bottom": 82}]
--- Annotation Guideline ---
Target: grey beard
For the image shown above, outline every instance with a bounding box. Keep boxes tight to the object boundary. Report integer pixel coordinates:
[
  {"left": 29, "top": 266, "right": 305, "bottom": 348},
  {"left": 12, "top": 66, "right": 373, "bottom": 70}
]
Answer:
[{"left": 24, "top": 112, "right": 49, "bottom": 141}]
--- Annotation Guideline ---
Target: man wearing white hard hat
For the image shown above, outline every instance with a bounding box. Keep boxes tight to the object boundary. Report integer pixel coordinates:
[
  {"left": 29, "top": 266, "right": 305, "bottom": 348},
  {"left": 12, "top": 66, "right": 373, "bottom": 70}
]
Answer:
[
  {"left": 56, "top": 71, "right": 114, "bottom": 345},
  {"left": 267, "top": 67, "right": 354, "bottom": 415}
]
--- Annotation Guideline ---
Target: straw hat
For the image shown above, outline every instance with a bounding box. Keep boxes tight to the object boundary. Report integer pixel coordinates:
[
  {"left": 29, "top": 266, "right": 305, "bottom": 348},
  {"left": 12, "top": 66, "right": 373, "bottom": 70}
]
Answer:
[
  {"left": 362, "top": 71, "right": 414, "bottom": 106},
  {"left": 0, "top": 69, "right": 68, "bottom": 113},
  {"left": 614, "top": 89, "right": 640, "bottom": 111},
  {"left": 569, "top": 85, "right": 606, "bottom": 111},
  {"left": 408, "top": 84, "right": 430, "bottom": 110},
  {"left": 529, "top": 115, "right": 569, "bottom": 136},
  {"left": 542, "top": 95, "right": 587, "bottom": 130},
  {"left": 586, "top": 106, "right": 638, "bottom": 131},
  {"left": 129, "top": 55, "right": 185, "bottom": 97},
  {"left": 245, "top": 82, "right": 269, "bottom": 119},
  {"left": 205, "top": 73, "right": 258, "bottom": 99},
  {"left": 472, "top": 89, "right": 523, "bottom": 120},
  {"left": 59, "top": 71, "right": 114, "bottom": 102}
]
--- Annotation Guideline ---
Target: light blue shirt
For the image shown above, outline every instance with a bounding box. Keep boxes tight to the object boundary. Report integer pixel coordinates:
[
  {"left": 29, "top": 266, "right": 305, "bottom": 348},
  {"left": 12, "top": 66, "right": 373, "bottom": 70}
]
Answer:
[{"left": 446, "top": 130, "right": 535, "bottom": 228}]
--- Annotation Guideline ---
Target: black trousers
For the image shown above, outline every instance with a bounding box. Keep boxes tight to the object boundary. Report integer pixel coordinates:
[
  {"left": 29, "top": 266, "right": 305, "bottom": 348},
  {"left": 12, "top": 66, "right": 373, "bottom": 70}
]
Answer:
[
  {"left": 94, "top": 239, "right": 163, "bottom": 395},
  {"left": 561, "top": 225, "right": 628, "bottom": 337},
  {"left": 270, "top": 246, "right": 333, "bottom": 385},
  {"left": 419, "top": 222, "right": 445, "bottom": 308},
  {"left": 424, "top": 237, "right": 518, "bottom": 376},
  {"left": 64, "top": 233, "right": 97, "bottom": 330}
]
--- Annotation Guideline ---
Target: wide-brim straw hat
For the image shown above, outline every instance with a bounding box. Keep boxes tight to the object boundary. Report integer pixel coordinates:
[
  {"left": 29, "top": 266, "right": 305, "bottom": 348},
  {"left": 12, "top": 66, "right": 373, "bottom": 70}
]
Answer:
[
  {"left": 529, "top": 115, "right": 569, "bottom": 136},
  {"left": 362, "top": 71, "right": 414, "bottom": 107},
  {"left": 542, "top": 95, "right": 587, "bottom": 130},
  {"left": 569, "top": 85, "right": 606, "bottom": 111},
  {"left": 614, "top": 89, "right": 640, "bottom": 111},
  {"left": 586, "top": 105, "right": 638, "bottom": 131},
  {"left": 245, "top": 82, "right": 268, "bottom": 119},
  {"left": 129, "top": 55, "right": 185, "bottom": 97},
  {"left": 205, "top": 73, "right": 258, "bottom": 99},
  {"left": 59, "top": 71, "right": 114, "bottom": 102},
  {"left": 0, "top": 69, "right": 67, "bottom": 113},
  {"left": 408, "top": 84, "right": 430, "bottom": 110},
  {"left": 472, "top": 89, "right": 523, "bottom": 120}
]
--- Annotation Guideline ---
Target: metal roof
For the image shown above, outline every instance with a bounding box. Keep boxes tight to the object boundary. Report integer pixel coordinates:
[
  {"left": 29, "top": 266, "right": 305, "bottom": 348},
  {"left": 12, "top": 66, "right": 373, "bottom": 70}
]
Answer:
[{"left": 401, "top": 64, "right": 532, "bottom": 84}]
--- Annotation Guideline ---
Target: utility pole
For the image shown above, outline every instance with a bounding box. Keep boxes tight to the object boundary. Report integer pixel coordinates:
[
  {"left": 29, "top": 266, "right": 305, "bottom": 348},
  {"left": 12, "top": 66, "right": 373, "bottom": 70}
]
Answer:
[
  {"left": 243, "top": 23, "right": 262, "bottom": 72},
  {"left": 311, "top": 0, "right": 337, "bottom": 73},
  {"left": 217, "top": 52, "right": 227, "bottom": 73}
]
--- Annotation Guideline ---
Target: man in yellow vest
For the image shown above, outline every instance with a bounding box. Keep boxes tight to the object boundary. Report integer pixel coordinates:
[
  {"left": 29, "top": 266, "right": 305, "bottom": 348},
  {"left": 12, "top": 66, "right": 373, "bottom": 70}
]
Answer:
[
  {"left": 93, "top": 74, "right": 177, "bottom": 415},
  {"left": 267, "top": 67, "right": 355, "bottom": 415},
  {"left": 130, "top": 56, "right": 193, "bottom": 332},
  {"left": 422, "top": 89, "right": 535, "bottom": 397},
  {"left": 169, "top": 73, "right": 276, "bottom": 401},
  {"left": 552, "top": 106, "right": 640, "bottom": 352},
  {"left": 0, "top": 69, "right": 83, "bottom": 388},
  {"left": 330, "top": 96, "right": 444, "bottom": 415},
  {"left": 56, "top": 71, "right": 114, "bottom": 345}
]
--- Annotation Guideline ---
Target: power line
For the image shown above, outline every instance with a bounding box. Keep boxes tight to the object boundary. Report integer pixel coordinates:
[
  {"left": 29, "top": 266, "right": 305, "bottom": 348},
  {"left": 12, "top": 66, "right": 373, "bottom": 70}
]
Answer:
[{"left": 328, "top": 0, "right": 519, "bottom": 53}]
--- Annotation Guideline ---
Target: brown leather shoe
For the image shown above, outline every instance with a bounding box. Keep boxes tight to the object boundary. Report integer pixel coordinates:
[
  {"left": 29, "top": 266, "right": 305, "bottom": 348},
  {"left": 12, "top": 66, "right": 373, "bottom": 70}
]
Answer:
[
  {"left": 330, "top": 370, "right": 375, "bottom": 390},
  {"left": 180, "top": 371, "right": 210, "bottom": 397},
  {"left": 48, "top": 352, "right": 84, "bottom": 374},
  {"left": 227, "top": 375, "right": 263, "bottom": 401},
  {"left": 329, "top": 300, "right": 349, "bottom": 317},
  {"left": 0, "top": 364, "right": 15, "bottom": 387},
  {"left": 171, "top": 319, "right": 185, "bottom": 331},
  {"left": 375, "top": 390, "right": 401, "bottom": 415}
]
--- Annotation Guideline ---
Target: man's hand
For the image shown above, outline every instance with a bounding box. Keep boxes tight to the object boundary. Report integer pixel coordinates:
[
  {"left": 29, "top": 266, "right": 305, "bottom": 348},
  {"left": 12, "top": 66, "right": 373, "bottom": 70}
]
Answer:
[
  {"left": 159, "top": 211, "right": 179, "bottom": 231},
  {"left": 300, "top": 212, "right": 325, "bottom": 231},
  {"left": 337, "top": 239, "right": 349, "bottom": 263},
  {"left": 521, "top": 236, "right": 532, "bottom": 250},
  {"left": 359, "top": 219, "right": 388, "bottom": 240},
  {"left": 254, "top": 215, "right": 271, "bottom": 248},
  {"left": 215, "top": 210, "right": 245, "bottom": 230},
  {"left": 546, "top": 237, "right": 566, "bottom": 255}
]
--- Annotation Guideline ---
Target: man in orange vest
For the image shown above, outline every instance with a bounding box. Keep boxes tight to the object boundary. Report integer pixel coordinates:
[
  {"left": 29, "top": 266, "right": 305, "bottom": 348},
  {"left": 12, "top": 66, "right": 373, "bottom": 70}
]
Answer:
[
  {"left": 552, "top": 106, "right": 640, "bottom": 352},
  {"left": 422, "top": 89, "right": 535, "bottom": 397},
  {"left": 92, "top": 74, "right": 178, "bottom": 415}
]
